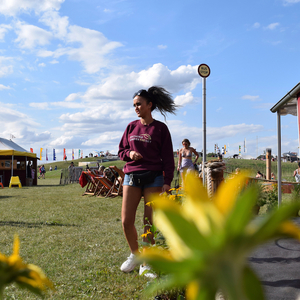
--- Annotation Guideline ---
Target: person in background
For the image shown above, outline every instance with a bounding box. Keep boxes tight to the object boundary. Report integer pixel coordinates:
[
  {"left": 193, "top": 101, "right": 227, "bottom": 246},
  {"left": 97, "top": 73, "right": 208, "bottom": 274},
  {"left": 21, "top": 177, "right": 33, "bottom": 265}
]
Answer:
[
  {"left": 293, "top": 162, "right": 300, "bottom": 183},
  {"left": 118, "top": 86, "right": 176, "bottom": 278},
  {"left": 49, "top": 166, "right": 53, "bottom": 171},
  {"left": 98, "top": 165, "right": 105, "bottom": 175},
  {"left": 177, "top": 138, "right": 199, "bottom": 181},
  {"left": 271, "top": 172, "right": 276, "bottom": 180},
  {"left": 40, "top": 165, "right": 46, "bottom": 179},
  {"left": 256, "top": 171, "right": 263, "bottom": 179}
]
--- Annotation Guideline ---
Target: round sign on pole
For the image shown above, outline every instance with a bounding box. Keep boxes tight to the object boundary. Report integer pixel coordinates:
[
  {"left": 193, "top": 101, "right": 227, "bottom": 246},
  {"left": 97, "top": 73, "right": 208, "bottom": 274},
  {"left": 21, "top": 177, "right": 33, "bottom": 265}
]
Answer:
[{"left": 198, "top": 64, "right": 210, "bottom": 78}]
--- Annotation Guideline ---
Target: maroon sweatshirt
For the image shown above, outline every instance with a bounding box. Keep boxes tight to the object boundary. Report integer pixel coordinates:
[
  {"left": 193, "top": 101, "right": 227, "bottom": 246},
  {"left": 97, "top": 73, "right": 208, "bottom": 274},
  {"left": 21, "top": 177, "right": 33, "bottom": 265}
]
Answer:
[{"left": 118, "top": 119, "right": 175, "bottom": 186}]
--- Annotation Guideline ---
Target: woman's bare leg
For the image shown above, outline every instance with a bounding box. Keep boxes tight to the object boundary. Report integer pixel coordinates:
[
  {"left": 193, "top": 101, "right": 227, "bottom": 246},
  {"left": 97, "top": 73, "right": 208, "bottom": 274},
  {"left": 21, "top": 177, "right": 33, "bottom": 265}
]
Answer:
[
  {"left": 142, "top": 186, "right": 162, "bottom": 245},
  {"left": 122, "top": 185, "right": 142, "bottom": 253}
]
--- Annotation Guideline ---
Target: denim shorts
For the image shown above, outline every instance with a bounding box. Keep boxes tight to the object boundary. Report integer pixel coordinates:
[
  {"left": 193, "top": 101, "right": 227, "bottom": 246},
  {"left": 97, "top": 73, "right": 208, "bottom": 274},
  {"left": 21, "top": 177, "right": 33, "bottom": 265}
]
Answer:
[{"left": 123, "top": 173, "right": 164, "bottom": 189}]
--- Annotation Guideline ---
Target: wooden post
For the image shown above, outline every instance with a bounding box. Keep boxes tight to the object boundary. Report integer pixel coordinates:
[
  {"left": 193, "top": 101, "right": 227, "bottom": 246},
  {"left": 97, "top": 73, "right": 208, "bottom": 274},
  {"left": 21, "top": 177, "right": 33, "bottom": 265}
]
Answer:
[
  {"left": 211, "top": 169, "right": 224, "bottom": 194},
  {"left": 205, "top": 160, "right": 225, "bottom": 196}
]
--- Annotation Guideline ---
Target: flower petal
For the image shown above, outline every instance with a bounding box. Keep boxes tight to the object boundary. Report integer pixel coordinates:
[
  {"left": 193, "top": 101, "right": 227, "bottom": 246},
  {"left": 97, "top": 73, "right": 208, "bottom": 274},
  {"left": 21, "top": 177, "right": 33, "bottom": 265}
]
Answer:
[{"left": 214, "top": 173, "right": 248, "bottom": 215}]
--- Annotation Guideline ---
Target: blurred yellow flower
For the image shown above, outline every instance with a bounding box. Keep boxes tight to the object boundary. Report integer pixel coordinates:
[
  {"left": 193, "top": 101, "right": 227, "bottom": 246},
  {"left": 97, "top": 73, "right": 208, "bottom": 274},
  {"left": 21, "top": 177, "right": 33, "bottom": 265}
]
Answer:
[
  {"left": 139, "top": 173, "right": 300, "bottom": 300},
  {"left": 141, "top": 229, "right": 152, "bottom": 238},
  {"left": 0, "top": 235, "right": 54, "bottom": 299}
]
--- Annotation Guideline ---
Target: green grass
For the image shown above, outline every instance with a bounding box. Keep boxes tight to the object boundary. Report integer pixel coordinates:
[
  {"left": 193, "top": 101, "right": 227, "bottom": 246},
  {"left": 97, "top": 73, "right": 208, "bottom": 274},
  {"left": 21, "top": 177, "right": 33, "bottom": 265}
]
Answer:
[
  {"left": 1, "top": 158, "right": 296, "bottom": 299},
  {"left": 0, "top": 177, "right": 149, "bottom": 299}
]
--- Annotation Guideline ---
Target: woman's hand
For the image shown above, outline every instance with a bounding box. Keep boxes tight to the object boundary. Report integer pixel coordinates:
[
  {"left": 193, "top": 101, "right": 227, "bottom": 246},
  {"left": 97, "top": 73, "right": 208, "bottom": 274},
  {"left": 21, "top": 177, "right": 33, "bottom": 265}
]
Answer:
[
  {"left": 130, "top": 151, "right": 143, "bottom": 161},
  {"left": 162, "top": 184, "right": 171, "bottom": 194}
]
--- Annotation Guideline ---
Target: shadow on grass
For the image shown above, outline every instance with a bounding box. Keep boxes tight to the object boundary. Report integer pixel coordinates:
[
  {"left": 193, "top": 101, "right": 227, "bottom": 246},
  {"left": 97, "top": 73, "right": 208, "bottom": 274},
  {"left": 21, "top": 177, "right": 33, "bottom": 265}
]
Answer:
[
  {"left": 0, "top": 196, "right": 14, "bottom": 199},
  {"left": 0, "top": 221, "right": 78, "bottom": 228},
  {"left": 34, "top": 184, "right": 62, "bottom": 187}
]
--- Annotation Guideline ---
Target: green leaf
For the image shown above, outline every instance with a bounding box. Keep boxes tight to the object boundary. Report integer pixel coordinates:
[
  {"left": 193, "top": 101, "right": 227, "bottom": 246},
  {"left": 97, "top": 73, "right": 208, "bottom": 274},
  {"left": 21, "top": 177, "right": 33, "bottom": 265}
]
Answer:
[
  {"left": 157, "top": 209, "right": 211, "bottom": 252},
  {"left": 248, "top": 201, "right": 300, "bottom": 247},
  {"left": 225, "top": 185, "right": 258, "bottom": 236},
  {"left": 242, "top": 265, "right": 265, "bottom": 300}
]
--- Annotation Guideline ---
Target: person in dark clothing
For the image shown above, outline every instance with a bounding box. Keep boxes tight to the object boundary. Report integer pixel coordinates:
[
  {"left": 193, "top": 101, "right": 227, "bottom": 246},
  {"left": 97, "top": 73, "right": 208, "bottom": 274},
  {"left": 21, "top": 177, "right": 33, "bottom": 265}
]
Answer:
[{"left": 118, "top": 86, "right": 176, "bottom": 277}]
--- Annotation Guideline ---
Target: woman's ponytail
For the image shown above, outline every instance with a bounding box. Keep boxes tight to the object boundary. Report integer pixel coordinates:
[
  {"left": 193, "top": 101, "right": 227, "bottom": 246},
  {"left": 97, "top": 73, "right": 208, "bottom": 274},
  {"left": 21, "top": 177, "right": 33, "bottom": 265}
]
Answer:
[{"left": 147, "top": 86, "right": 177, "bottom": 119}]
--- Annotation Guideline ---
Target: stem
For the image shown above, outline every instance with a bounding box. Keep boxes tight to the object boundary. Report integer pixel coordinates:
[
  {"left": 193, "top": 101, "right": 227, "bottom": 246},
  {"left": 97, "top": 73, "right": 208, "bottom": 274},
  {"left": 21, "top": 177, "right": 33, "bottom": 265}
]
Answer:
[{"left": 0, "top": 284, "right": 4, "bottom": 300}]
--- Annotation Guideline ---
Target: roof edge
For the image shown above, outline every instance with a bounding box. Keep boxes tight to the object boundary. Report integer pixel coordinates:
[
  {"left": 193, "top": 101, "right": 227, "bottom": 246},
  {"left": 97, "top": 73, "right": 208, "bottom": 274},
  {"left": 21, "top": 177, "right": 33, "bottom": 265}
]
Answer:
[{"left": 270, "top": 82, "right": 300, "bottom": 113}]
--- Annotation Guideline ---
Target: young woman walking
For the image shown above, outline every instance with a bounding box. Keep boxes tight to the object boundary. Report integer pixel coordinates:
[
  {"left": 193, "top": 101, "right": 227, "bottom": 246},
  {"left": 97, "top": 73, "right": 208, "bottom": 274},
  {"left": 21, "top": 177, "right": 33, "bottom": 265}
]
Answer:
[{"left": 118, "top": 86, "right": 176, "bottom": 277}]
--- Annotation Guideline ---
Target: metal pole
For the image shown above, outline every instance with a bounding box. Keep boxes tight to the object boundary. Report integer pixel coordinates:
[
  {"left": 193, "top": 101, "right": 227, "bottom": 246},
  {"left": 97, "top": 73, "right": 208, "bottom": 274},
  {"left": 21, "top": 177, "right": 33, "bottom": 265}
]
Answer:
[
  {"left": 11, "top": 154, "right": 14, "bottom": 177},
  {"left": 202, "top": 77, "right": 206, "bottom": 185},
  {"left": 277, "top": 111, "right": 282, "bottom": 207}
]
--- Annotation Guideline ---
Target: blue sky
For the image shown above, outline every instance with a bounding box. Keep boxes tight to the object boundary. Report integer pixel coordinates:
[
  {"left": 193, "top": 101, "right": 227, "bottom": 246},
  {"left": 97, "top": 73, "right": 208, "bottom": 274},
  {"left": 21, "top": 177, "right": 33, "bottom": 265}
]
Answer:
[{"left": 1, "top": 0, "right": 300, "bottom": 162}]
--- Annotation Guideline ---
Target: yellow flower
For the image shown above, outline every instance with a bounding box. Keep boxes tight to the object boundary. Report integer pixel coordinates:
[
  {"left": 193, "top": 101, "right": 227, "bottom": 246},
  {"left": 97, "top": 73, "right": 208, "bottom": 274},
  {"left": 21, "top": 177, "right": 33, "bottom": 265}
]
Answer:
[
  {"left": 0, "top": 235, "right": 54, "bottom": 298},
  {"left": 141, "top": 229, "right": 152, "bottom": 238},
  {"left": 140, "top": 173, "right": 300, "bottom": 300}
]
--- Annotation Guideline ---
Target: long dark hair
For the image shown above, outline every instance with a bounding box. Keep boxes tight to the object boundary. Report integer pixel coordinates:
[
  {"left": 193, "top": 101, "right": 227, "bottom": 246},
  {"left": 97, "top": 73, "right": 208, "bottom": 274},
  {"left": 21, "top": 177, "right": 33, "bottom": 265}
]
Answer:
[{"left": 133, "top": 86, "right": 177, "bottom": 119}]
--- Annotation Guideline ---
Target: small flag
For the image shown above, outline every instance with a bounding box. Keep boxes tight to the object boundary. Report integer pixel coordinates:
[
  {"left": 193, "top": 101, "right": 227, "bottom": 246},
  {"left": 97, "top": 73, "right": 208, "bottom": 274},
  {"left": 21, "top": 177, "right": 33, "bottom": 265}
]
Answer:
[
  {"left": 72, "top": 149, "right": 74, "bottom": 160},
  {"left": 30, "top": 148, "right": 33, "bottom": 153},
  {"left": 53, "top": 149, "right": 56, "bottom": 161},
  {"left": 63, "top": 148, "right": 66, "bottom": 161},
  {"left": 40, "top": 148, "right": 43, "bottom": 160},
  {"left": 46, "top": 149, "right": 48, "bottom": 161}
]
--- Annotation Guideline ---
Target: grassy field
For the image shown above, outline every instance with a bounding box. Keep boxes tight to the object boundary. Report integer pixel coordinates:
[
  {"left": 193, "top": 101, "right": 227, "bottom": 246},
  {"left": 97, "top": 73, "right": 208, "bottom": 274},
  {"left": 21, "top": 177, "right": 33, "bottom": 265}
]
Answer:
[
  {"left": 0, "top": 178, "right": 150, "bottom": 299},
  {"left": 0, "top": 158, "right": 297, "bottom": 299}
]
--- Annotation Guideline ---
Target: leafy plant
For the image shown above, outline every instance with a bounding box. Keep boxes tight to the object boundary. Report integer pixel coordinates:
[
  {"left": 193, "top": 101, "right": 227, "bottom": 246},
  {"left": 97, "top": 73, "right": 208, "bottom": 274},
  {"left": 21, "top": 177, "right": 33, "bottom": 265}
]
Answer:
[{"left": 139, "top": 173, "right": 300, "bottom": 300}]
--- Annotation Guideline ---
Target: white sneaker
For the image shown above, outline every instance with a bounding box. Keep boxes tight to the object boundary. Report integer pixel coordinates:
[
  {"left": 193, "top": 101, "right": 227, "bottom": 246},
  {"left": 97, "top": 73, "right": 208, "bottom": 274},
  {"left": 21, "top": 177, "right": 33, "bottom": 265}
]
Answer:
[
  {"left": 139, "top": 264, "right": 157, "bottom": 278},
  {"left": 120, "top": 253, "right": 137, "bottom": 273}
]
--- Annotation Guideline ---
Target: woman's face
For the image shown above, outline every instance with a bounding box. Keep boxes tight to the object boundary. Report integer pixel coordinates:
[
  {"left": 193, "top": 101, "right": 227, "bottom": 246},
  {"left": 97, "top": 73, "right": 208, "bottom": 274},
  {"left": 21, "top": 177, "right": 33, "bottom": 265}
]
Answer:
[
  {"left": 133, "top": 96, "right": 152, "bottom": 118},
  {"left": 182, "top": 141, "right": 189, "bottom": 148}
]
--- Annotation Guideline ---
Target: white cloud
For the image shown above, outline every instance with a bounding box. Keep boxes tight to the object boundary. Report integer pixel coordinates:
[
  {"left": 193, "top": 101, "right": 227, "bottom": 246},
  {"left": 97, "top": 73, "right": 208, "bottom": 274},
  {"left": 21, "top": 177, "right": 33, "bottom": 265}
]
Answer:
[
  {"left": 265, "top": 23, "right": 280, "bottom": 30},
  {"left": 51, "top": 101, "right": 84, "bottom": 109},
  {"left": 0, "top": 103, "right": 50, "bottom": 145},
  {"left": 81, "top": 63, "right": 201, "bottom": 103},
  {"left": 242, "top": 95, "right": 260, "bottom": 101},
  {"left": 49, "top": 135, "right": 73, "bottom": 146},
  {"left": 65, "top": 93, "right": 79, "bottom": 102},
  {"left": 0, "top": 84, "right": 11, "bottom": 90},
  {"left": 38, "top": 62, "right": 46, "bottom": 67},
  {"left": 158, "top": 45, "right": 167, "bottom": 49},
  {"left": 29, "top": 102, "right": 49, "bottom": 109},
  {"left": 15, "top": 22, "right": 53, "bottom": 49},
  {"left": 207, "top": 124, "right": 264, "bottom": 140},
  {"left": 167, "top": 121, "right": 265, "bottom": 153},
  {"left": 283, "top": 0, "right": 300, "bottom": 5},
  {"left": 0, "top": 0, "right": 65, "bottom": 16},
  {"left": 82, "top": 131, "right": 123, "bottom": 146},
  {"left": 0, "top": 24, "right": 12, "bottom": 41},
  {"left": 253, "top": 22, "right": 260, "bottom": 29},
  {"left": 0, "top": 56, "right": 14, "bottom": 77},
  {"left": 51, "top": 25, "right": 123, "bottom": 73},
  {"left": 50, "top": 59, "right": 59, "bottom": 64},
  {"left": 174, "top": 92, "right": 194, "bottom": 106},
  {"left": 39, "top": 10, "right": 69, "bottom": 39}
]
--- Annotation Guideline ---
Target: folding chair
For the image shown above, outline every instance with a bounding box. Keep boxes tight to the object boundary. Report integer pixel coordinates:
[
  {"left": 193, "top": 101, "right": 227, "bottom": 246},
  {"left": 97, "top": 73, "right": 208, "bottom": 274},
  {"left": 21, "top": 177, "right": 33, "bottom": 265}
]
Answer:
[
  {"left": 96, "top": 177, "right": 115, "bottom": 197},
  {"left": 82, "top": 171, "right": 103, "bottom": 196},
  {"left": 106, "top": 166, "right": 124, "bottom": 197}
]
